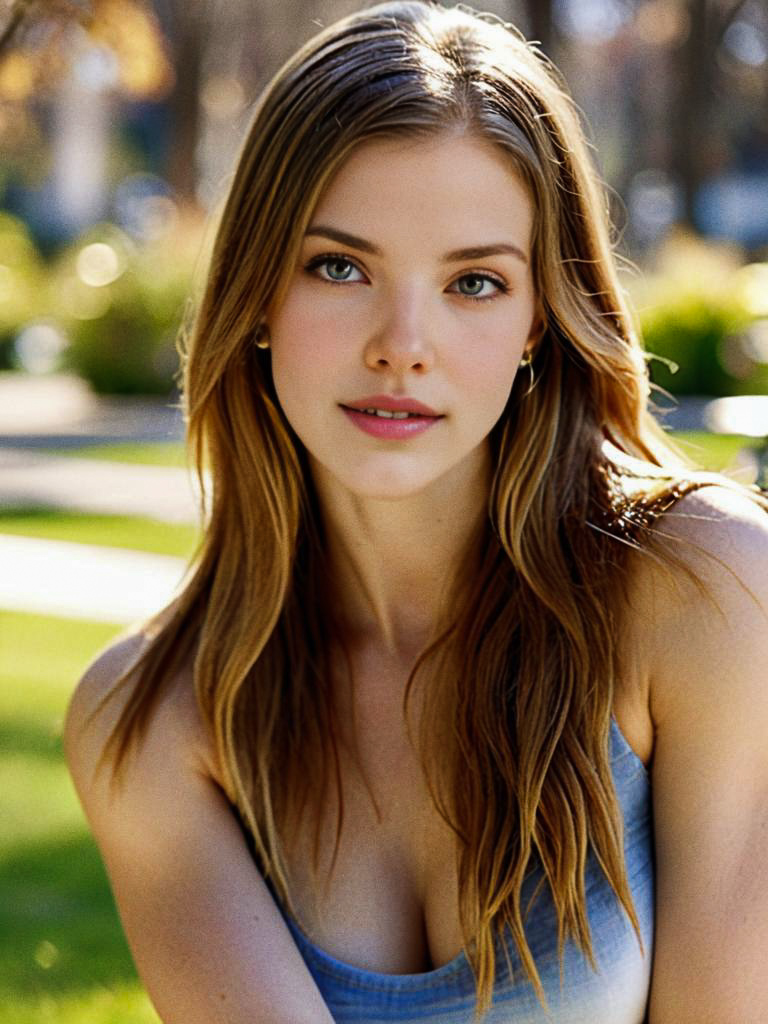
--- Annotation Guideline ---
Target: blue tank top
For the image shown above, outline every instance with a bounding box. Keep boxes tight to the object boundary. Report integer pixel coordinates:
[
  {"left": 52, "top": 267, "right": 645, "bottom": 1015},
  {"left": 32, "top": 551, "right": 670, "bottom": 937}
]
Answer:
[{"left": 271, "top": 719, "right": 653, "bottom": 1023}]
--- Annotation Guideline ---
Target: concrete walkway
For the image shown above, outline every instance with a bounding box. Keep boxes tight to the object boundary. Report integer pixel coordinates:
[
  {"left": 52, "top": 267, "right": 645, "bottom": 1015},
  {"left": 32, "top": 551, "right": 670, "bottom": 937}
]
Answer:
[
  {"left": 0, "top": 451, "right": 198, "bottom": 623},
  {"left": 0, "top": 447, "right": 200, "bottom": 524},
  {"left": 0, "top": 534, "right": 188, "bottom": 624},
  {"left": 0, "top": 450, "right": 199, "bottom": 622},
  {"left": 0, "top": 373, "right": 197, "bottom": 623},
  {"left": 0, "top": 371, "right": 185, "bottom": 446}
]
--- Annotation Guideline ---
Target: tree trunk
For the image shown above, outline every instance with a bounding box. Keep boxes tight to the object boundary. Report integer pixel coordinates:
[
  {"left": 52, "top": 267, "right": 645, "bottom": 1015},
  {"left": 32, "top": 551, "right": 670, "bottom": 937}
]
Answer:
[
  {"left": 521, "top": 0, "right": 554, "bottom": 56},
  {"left": 164, "top": 0, "right": 207, "bottom": 206},
  {"left": 671, "top": 0, "right": 754, "bottom": 228},
  {"left": 0, "top": 1, "right": 27, "bottom": 57},
  {"left": 672, "top": 0, "right": 715, "bottom": 226}
]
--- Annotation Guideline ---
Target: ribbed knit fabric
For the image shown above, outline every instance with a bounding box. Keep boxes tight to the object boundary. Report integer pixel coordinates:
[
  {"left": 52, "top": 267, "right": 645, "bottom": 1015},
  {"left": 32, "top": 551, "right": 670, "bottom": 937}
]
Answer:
[{"left": 274, "top": 719, "right": 652, "bottom": 1023}]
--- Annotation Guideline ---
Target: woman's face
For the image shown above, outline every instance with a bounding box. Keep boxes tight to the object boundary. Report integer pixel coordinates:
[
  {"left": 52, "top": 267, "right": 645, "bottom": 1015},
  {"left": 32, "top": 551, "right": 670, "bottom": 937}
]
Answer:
[{"left": 268, "top": 133, "right": 539, "bottom": 501}]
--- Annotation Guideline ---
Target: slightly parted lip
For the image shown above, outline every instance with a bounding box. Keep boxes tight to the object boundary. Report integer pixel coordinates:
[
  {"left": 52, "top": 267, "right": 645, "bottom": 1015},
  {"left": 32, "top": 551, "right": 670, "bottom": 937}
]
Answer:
[{"left": 341, "top": 394, "right": 443, "bottom": 417}]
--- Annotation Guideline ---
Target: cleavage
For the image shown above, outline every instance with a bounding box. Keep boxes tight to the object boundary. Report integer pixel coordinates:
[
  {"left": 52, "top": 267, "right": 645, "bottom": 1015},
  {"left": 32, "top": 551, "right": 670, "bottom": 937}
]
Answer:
[{"left": 281, "top": 658, "right": 465, "bottom": 973}]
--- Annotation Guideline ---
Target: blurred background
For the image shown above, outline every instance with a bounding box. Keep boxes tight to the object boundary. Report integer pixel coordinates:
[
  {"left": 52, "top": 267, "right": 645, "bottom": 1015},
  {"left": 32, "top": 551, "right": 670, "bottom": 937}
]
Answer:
[{"left": 1, "top": 1, "right": 767, "bottom": 1022}]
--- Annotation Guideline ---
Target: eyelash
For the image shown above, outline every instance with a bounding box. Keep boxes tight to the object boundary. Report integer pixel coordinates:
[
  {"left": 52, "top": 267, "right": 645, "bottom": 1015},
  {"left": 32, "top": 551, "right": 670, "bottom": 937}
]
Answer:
[
  {"left": 303, "top": 253, "right": 510, "bottom": 302},
  {"left": 453, "top": 272, "right": 510, "bottom": 302}
]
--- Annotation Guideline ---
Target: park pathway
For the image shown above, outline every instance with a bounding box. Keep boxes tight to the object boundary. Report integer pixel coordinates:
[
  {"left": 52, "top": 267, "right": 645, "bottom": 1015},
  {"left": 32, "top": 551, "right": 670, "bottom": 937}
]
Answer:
[
  {"left": 0, "top": 534, "right": 188, "bottom": 623},
  {"left": 0, "top": 373, "right": 196, "bottom": 623}
]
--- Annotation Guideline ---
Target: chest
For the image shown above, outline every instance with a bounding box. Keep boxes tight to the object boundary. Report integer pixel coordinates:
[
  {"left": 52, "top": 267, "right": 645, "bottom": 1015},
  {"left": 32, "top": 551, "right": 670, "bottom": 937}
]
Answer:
[
  {"left": 279, "top": 644, "right": 653, "bottom": 976},
  {"left": 282, "top": 649, "right": 465, "bottom": 973}
]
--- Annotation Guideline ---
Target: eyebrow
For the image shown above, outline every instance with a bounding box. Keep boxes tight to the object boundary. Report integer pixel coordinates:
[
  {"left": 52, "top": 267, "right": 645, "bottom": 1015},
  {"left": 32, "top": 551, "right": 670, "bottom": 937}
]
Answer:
[{"left": 305, "top": 225, "right": 528, "bottom": 265}]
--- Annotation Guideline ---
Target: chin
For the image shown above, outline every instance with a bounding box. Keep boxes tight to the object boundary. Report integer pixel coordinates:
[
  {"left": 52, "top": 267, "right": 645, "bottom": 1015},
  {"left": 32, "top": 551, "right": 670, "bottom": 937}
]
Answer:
[
  {"left": 312, "top": 451, "right": 450, "bottom": 502},
  {"left": 338, "top": 470, "right": 441, "bottom": 502}
]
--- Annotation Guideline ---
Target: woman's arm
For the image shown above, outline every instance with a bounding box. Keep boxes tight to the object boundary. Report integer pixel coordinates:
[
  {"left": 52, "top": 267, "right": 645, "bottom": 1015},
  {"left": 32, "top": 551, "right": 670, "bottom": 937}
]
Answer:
[
  {"left": 63, "top": 635, "right": 335, "bottom": 1024},
  {"left": 644, "top": 485, "right": 768, "bottom": 1023}
]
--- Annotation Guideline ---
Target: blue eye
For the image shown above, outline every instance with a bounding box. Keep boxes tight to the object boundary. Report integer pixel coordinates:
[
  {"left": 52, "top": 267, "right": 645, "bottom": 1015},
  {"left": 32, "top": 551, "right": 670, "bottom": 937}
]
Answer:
[
  {"left": 453, "top": 273, "right": 506, "bottom": 299},
  {"left": 325, "top": 258, "right": 355, "bottom": 281},
  {"left": 307, "top": 255, "right": 366, "bottom": 283}
]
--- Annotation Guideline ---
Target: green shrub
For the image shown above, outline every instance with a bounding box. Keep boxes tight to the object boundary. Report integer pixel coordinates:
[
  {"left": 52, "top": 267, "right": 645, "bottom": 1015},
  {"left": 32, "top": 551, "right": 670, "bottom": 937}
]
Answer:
[
  {"left": 631, "top": 234, "right": 768, "bottom": 398},
  {"left": 0, "top": 213, "right": 46, "bottom": 369},
  {"left": 52, "top": 218, "right": 204, "bottom": 395}
]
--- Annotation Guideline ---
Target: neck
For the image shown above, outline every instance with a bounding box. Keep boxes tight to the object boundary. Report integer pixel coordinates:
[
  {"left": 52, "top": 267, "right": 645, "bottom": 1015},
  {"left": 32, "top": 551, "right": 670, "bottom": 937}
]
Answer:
[{"left": 311, "top": 447, "right": 491, "bottom": 659}]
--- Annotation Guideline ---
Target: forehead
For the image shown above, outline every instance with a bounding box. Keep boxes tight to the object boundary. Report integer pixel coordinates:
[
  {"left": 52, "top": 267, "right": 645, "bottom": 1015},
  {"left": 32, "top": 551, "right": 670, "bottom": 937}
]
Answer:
[{"left": 307, "top": 133, "right": 534, "bottom": 255}]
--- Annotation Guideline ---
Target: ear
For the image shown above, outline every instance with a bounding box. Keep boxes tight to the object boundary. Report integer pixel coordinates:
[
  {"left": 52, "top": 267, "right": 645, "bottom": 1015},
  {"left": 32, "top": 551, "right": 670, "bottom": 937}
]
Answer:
[{"left": 524, "top": 310, "right": 546, "bottom": 360}]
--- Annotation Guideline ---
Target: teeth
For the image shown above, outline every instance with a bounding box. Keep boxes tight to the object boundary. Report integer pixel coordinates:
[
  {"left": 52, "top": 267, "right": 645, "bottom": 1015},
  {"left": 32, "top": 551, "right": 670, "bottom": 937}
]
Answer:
[{"left": 361, "top": 408, "right": 413, "bottom": 419}]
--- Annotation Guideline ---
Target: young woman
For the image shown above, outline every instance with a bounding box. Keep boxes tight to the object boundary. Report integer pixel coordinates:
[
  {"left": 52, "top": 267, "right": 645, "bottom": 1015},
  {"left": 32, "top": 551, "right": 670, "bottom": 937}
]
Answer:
[{"left": 64, "top": 3, "right": 768, "bottom": 1022}]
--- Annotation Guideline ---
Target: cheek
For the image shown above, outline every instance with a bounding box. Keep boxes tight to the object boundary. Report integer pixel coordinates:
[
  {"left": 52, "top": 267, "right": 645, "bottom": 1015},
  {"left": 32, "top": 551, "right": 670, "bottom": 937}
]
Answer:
[
  {"left": 450, "top": 327, "right": 527, "bottom": 407},
  {"left": 270, "top": 303, "right": 336, "bottom": 395},
  {"left": 270, "top": 286, "right": 364, "bottom": 365}
]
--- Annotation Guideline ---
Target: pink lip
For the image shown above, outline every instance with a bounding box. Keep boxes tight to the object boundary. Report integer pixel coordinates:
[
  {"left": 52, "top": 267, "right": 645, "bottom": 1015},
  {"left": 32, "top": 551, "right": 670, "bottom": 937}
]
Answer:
[
  {"left": 341, "top": 407, "right": 440, "bottom": 439},
  {"left": 342, "top": 394, "right": 441, "bottom": 417},
  {"left": 340, "top": 396, "right": 443, "bottom": 441}
]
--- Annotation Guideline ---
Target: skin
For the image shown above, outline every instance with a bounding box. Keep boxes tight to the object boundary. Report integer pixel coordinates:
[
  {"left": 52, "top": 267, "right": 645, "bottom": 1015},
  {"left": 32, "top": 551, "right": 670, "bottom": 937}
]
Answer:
[
  {"left": 63, "top": 130, "right": 768, "bottom": 1024},
  {"left": 267, "top": 132, "right": 768, "bottom": 1017},
  {"left": 623, "top": 485, "right": 768, "bottom": 1023},
  {"left": 268, "top": 133, "right": 540, "bottom": 653}
]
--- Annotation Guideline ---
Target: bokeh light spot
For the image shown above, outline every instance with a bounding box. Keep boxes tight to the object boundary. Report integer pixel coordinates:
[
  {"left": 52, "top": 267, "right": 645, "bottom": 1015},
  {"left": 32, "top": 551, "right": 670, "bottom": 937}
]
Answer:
[
  {"left": 737, "top": 263, "right": 768, "bottom": 317},
  {"left": 76, "top": 243, "right": 121, "bottom": 287},
  {"left": 201, "top": 75, "right": 246, "bottom": 120},
  {"left": 0, "top": 53, "right": 36, "bottom": 102},
  {"left": 34, "top": 940, "right": 60, "bottom": 970},
  {"left": 15, "top": 321, "right": 69, "bottom": 374},
  {"left": 724, "top": 20, "right": 767, "bottom": 67}
]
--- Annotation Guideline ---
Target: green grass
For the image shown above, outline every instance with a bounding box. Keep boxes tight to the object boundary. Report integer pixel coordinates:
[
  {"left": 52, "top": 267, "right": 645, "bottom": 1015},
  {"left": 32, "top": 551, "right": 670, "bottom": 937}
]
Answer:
[
  {"left": 0, "top": 610, "right": 159, "bottom": 1023},
  {"left": 0, "top": 984, "right": 159, "bottom": 1024},
  {"left": 0, "top": 508, "right": 199, "bottom": 559},
  {"left": 41, "top": 443, "right": 188, "bottom": 468},
  {"left": 668, "top": 430, "right": 756, "bottom": 473}
]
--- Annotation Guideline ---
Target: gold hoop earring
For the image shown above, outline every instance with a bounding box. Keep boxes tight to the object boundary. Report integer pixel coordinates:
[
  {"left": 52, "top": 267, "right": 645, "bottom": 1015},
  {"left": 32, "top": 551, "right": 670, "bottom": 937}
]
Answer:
[
  {"left": 519, "top": 352, "right": 535, "bottom": 396},
  {"left": 255, "top": 324, "right": 270, "bottom": 350}
]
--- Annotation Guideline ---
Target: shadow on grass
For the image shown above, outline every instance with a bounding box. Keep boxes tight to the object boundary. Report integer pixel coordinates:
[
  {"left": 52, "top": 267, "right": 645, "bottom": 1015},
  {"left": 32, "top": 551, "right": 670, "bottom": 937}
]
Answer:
[
  {"left": 0, "top": 830, "right": 139, "bottom": 1000},
  {"left": 0, "top": 506, "right": 64, "bottom": 522},
  {"left": 0, "top": 718, "right": 64, "bottom": 763},
  {"left": 0, "top": 506, "right": 199, "bottom": 558}
]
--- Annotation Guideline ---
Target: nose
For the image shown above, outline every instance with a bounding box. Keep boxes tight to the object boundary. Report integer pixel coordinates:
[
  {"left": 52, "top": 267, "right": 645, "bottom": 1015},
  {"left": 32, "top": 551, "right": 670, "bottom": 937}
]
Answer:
[{"left": 363, "top": 289, "right": 435, "bottom": 375}]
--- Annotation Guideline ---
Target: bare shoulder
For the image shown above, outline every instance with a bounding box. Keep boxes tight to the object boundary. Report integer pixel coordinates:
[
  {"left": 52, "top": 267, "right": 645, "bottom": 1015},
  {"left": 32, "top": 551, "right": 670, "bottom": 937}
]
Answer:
[
  {"left": 640, "top": 483, "right": 768, "bottom": 1020},
  {"left": 656, "top": 480, "right": 768, "bottom": 564},
  {"left": 655, "top": 483, "right": 768, "bottom": 651},
  {"left": 63, "top": 635, "right": 335, "bottom": 1023},
  {"left": 64, "top": 628, "right": 217, "bottom": 798},
  {"left": 630, "top": 479, "right": 768, "bottom": 729},
  {"left": 615, "top": 481, "right": 768, "bottom": 753},
  {"left": 625, "top": 482, "right": 768, "bottom": 656},
  {"left": 65, "top": 630, "right": 149, "bottom": 739}
]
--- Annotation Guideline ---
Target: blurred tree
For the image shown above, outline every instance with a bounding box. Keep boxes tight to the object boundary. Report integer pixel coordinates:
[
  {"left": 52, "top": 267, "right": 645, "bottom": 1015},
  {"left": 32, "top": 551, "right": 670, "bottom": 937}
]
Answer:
[
  {"left": 156, "top": 0, "right": 208, "bottom": 206},
  {"left": 673, "top": 0, "right": 760, "bottom": 225},
  {"left": 521, "top": 0, "right": 555, "bottom": 55},
  {"left": 0, "top": 0, "right": 28, "bottom": 56},
  {"left": 3, "top": 0, "right": 766, "bottom": 252},
  {"left": 0, "top": 0, "right": 173, "bottom": 239},
  {"left": 1, "top": 1, "right": 70, "bottom": 58},
  {"left": 548, "top": 0, "right": 767, "bottom": 249},
  {"left": 0, "top": 1, "right": 172, "bottom": 138}
]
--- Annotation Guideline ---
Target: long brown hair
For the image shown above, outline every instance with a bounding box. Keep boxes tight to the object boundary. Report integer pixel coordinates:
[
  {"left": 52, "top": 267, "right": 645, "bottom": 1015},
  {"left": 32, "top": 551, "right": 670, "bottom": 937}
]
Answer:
[{"left": 91, "top": 3, "right": 768, "bottom": 1018}]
